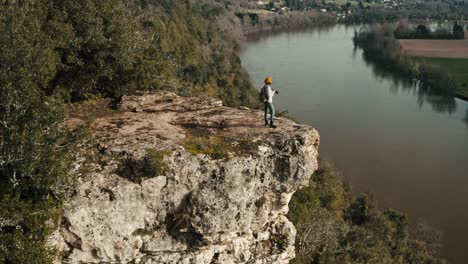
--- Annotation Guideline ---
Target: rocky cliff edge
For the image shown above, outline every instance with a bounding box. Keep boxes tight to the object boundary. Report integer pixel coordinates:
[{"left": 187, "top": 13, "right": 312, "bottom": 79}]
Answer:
[{"left": 52, "top": 91, "right": 320, "bottom": 264}]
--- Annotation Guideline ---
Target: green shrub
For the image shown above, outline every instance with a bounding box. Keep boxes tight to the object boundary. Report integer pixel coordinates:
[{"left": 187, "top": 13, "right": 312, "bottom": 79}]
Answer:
[
  {"left": 270, "top": 233, "right": 289, "bottom": 251},
  {"left": 288, "top": 160, "right": 445, "bottom": 264},
  {"left": 0, "top": 197, "right": 61, "bottom": 263},
  {"left": 0, "top": 3, "right": 77, "bottom": 261}
]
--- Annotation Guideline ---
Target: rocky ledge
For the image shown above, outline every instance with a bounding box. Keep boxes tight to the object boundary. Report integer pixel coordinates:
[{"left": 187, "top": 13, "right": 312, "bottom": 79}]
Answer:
[{"left": 52, "top": 92, "right": 320, "bottom": 263}]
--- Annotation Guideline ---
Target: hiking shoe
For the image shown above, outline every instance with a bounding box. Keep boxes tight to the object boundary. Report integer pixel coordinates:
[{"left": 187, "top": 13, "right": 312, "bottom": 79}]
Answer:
[
  {"left": 265, "top": 122, "right": 269, "bottom": 127},
  {"left": 270, "top": 124, "right": 277, "bottom": 128}
]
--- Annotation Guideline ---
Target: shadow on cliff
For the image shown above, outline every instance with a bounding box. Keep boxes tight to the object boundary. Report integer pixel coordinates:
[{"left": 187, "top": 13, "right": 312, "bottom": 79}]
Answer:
[{"left": 165, "top": 192, "right": 205, "bottom": 248}]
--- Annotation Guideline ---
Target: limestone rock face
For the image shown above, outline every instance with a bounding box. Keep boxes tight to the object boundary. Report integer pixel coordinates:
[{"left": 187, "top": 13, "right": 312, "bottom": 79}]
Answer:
[{"left": 56, "top": 92, "right": 320, "bottom": 263}]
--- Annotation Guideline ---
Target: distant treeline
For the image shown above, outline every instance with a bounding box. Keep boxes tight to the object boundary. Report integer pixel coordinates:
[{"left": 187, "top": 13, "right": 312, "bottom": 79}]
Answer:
[
  {"left": 237, "top": 11, "right": 336, "bottom": 34},
  {"left": 343, "top": 1, "right": 468, "bottom": 24},
  {"left": 353, "top": 25, "right": 457, "bottom": 96},
  {"left": 230, "top": 0, "right": 468, "bottom": 24},
  {"left": 395, "top": 22, "right": 465, "bottom": 39}
]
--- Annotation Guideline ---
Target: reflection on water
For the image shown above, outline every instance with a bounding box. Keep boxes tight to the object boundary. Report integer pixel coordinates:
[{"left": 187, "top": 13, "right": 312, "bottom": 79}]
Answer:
[
  {"left": 358, "top": 46, "right": 457, "bottom": 114},
  {"left": 240, "top": 24, "right": 468, "bottom": 263},
  {"left": 249, "top": 24, "right": 461, "bottom": 117},
  {"left": 245, "top": 24, "right": 338, "bottom": 44}
]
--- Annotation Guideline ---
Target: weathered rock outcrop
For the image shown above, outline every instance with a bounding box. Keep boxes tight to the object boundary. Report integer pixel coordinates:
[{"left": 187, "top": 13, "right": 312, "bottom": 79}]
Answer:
[{"left": 53, "top": 92, "right": 320, "bottom": 263}]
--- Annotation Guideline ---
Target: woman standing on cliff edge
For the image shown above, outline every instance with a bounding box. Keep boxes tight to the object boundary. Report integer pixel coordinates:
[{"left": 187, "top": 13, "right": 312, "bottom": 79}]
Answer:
[{"left": 261, "top": 76, "right": 278, "bottom": 128}]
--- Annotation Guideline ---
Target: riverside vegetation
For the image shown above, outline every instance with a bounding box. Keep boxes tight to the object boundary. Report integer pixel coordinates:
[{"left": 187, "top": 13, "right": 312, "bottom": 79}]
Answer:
[
  {"left": 0, "top": 0, "right": 446, "bottom": 263},
  {"left": 353, "top": 24, "right": 460, "bottom": 99},
  {"left": 236, "top": 11, "right": 336, "bottom": 34},
  {"left": 289, "top": 161, "right": 445, "bottom": 264},
  {"left": 394, "top": 22, "right": 465, "bottom": 40}
]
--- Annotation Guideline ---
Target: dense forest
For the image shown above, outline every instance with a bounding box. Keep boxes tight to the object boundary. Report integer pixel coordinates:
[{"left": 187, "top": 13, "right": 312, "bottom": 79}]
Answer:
[
  {"left": 0, "top": 0, "right": 257, "bottom": 262},
  {"left": 0, "top": 0, "right": 257, "bottom": 106}
]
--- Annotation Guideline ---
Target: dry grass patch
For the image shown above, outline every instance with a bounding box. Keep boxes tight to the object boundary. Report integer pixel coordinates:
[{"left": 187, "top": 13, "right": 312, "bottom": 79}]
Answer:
[
  {"left": 400, "top": 39, "right": 468, "bottom": 59},
  {"left": 181, "top": 125, "right": 259, "bottom": 160}
]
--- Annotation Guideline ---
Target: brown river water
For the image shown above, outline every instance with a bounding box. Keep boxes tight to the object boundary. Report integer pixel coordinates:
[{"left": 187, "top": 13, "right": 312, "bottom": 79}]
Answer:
[{"left": 240, "top": 24, "right": 468, "bottom": 263}]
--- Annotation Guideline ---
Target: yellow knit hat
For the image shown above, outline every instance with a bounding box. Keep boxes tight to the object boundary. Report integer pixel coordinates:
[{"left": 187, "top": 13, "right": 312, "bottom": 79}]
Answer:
[{"left": 264, "top": 77, "right": 273, "bottom": 85}]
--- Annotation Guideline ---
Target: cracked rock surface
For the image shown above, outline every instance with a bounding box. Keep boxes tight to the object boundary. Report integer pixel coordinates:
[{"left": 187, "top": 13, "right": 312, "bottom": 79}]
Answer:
[{"left": 53, "top": 92, "right": 320, "bottom": 263}]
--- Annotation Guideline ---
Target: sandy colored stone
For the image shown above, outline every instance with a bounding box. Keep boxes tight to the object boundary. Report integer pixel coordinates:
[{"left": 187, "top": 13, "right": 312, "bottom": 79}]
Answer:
[{"left": 53, "top": 91, "right": 320, "bottom": 264}]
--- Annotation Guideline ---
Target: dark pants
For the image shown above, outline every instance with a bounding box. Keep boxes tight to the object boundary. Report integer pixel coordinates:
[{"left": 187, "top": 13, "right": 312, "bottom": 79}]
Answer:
[{"left": 264, "top": 102, "right": 275, "bottom": 125}]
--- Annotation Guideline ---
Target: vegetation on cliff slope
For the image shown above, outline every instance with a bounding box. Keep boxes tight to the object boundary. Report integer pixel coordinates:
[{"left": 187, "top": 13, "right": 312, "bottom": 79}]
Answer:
[
  {"left": 0, "top": 0, "right": 257, "bottom": 107},
  {"left": 0, "top": 0, "right": 256, "bottom": 261},
  {"left": 289, "top": 161, "right": 445, "bottom": 264}
]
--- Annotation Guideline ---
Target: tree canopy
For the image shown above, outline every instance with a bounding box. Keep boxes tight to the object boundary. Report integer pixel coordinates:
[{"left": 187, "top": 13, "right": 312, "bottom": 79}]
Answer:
[
  {"left": 289, "top": 161, "right": 446, "bottom": 264},
  {"left": 0, "top": 0, "right": 257, "bottom": 261}
]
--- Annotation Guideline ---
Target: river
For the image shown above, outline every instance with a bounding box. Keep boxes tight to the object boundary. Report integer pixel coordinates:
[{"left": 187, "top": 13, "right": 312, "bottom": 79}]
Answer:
[{"left": 240, "top": 24, "right": 468, "bottom": 263}]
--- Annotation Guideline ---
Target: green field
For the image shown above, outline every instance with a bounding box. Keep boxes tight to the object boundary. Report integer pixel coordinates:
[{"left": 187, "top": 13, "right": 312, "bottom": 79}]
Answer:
[{"left": 415, "top": 57, "right": 468, "bottom": 99}]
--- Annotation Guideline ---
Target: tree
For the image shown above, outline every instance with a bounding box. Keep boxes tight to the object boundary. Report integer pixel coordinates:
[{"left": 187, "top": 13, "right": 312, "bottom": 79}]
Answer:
[
  {"left": 0, "top": 0, "right": 70, "bottom": 200},
  {"left": 453, "top": 21, "right": 465, "bottom": 39},
  {"left": 45, "top": 0, "right": 141, "bottom": 100},
  {"left": 286, "top": 0, "right": 305, "bottom": 10},
  {"left": 0, "top": 1, "right": 74, "bottom": 262},
  {"left": 415, "top": 24, "right": 430, "bottom": 38},
  {"left": 394, "top": 21, "right": 410, "bottom": 39},
  {"left": 266, "top": 1, "right": 276, "bottom": 10}
]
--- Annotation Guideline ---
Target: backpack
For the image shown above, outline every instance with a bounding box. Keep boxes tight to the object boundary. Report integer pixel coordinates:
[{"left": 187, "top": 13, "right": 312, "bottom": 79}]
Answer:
[{"left": 258, "top": 85, "right": 267, "bottom": 102}]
